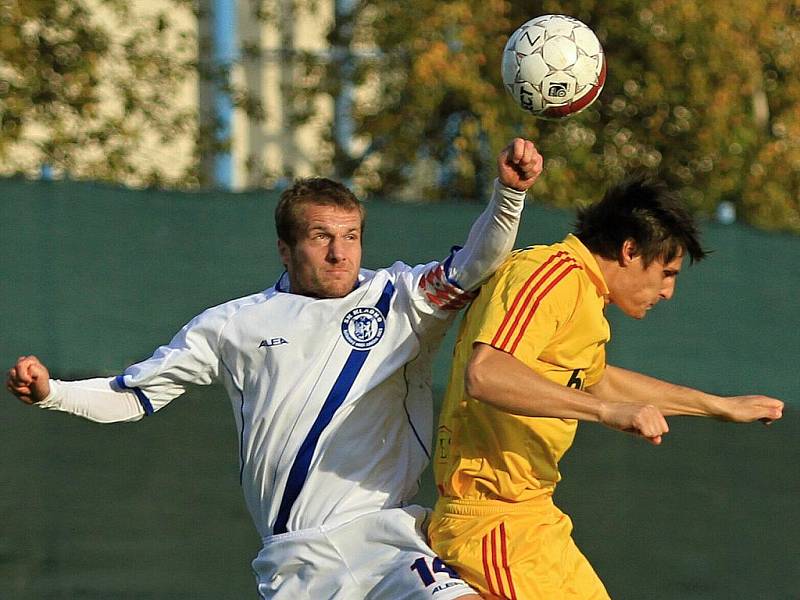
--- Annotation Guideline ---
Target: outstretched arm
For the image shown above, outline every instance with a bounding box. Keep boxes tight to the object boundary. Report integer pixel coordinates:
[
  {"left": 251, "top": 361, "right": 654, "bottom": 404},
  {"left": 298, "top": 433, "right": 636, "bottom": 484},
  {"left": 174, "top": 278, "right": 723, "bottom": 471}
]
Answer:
[
  {"left": 7, "top": 297, "right": 243, "bottom": 423},
  {"left": 466, "top": 343, "right": 669, "bottom": 445},
  {"left": 448, "top": 138, "right": 543, "bottom": 291},
  {"left": 590, "top": 365, "right": 784, "bottom": 424},
  {"left": 6, "top": 355, "right": 145, "bottom": 423}
]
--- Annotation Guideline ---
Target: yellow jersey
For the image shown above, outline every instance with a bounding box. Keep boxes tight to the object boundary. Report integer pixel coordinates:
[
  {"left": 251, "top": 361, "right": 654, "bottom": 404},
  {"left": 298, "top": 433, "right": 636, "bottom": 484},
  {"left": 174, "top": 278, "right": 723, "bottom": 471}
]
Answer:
[{"left": 435, "top": 234, "right": 611, "bottom": 502}]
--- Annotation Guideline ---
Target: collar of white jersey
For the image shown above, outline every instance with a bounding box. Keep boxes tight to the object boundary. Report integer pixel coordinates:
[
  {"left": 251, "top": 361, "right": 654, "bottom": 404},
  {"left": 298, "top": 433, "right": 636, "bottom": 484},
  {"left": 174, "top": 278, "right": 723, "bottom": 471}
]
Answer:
[{"left": 274, "top": 269, "right": 373, "bottom": 295}]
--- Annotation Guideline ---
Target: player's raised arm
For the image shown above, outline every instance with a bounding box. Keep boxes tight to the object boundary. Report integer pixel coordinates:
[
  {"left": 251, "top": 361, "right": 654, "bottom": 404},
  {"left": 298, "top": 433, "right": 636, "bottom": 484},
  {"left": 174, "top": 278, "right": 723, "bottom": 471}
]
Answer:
[
  {"left": 446, "top": 138, "right": 543, "bottom": 293},
  {"left": 6, "top": 355, "right": 51, "bottom": 404},
  {"left": 589, "top": 364, "right": 784, "bottom": 424}
]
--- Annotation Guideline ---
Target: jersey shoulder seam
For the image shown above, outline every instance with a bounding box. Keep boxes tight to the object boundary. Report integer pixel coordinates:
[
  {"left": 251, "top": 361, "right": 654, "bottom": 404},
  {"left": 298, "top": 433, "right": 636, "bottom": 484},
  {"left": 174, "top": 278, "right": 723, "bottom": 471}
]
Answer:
[{"left": 210, "top": 289, "right": 275, "bottom": 352}]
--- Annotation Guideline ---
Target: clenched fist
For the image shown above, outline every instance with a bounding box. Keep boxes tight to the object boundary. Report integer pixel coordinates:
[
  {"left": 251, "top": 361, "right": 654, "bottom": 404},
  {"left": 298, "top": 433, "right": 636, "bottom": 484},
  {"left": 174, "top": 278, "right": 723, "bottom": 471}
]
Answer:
[{"left": 6, "top": 355, "right": 51, "bottom": 404}]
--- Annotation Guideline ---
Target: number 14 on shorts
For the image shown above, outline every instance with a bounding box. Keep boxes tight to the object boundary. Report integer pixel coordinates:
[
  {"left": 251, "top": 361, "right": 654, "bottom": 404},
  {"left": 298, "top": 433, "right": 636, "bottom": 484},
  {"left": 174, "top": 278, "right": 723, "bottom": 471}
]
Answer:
[{"left": 411, "top": 556, "right": 463, "bottom": 592}]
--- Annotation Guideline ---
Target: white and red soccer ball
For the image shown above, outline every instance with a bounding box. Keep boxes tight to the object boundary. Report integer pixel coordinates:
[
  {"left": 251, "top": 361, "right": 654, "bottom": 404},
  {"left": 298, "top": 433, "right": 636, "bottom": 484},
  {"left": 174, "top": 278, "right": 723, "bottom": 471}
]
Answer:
[{"left": 502, "top": 14, "right": 606, "bottom": 120}]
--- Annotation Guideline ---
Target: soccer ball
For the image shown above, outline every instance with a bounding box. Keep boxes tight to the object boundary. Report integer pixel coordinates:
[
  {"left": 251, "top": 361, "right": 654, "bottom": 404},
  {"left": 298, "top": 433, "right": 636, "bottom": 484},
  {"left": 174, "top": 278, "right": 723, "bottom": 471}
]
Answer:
[{"left": 501, "top": 14, "right": 606, "bottom": 120}]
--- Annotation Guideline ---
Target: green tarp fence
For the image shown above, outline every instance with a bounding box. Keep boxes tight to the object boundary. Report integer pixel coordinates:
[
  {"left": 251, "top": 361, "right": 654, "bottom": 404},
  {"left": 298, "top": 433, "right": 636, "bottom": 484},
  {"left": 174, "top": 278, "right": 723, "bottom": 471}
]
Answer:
[{"left": 1, "top": 179, "right": 797, "bottom": 598}]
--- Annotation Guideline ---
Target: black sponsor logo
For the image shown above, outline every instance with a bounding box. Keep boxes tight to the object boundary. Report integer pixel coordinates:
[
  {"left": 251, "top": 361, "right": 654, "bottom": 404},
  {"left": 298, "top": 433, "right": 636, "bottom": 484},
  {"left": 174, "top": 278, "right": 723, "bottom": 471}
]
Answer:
[{"left": 548, "top": 81, "right": 569, "bottom": 97}]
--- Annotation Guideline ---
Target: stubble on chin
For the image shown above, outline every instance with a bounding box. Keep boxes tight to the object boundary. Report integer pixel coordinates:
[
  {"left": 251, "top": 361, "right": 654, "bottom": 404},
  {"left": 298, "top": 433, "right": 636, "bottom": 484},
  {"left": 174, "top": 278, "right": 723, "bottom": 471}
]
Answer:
[{"left": 317, "top": 272, "right": 357, "bottom": 298}]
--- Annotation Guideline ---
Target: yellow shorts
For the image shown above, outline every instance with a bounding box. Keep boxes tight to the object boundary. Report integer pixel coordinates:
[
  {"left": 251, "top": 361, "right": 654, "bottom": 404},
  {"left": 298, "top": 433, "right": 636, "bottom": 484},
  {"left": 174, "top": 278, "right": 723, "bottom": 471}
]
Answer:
[{"left": 429, "top": 496, "right": 610, "bottom": 600}]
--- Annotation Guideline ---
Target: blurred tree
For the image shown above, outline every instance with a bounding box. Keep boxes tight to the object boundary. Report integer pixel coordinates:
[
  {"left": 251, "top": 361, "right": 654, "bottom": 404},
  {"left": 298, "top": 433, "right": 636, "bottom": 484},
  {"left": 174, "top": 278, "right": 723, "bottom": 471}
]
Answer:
[
  {"left": 325, "top": 0, "right": 528, "bottom": 200},
  {"left": 325, "top": 0, "right": 799, "bottom": 232},
  {"left": 0, "top": 0, "right": 197, "bottom": 186},
  {"left": 3, "top": 0, "right": 797, "bottom": 232},
  {"left": 592, "top": 0, "right": 800, "bottom": 231}
]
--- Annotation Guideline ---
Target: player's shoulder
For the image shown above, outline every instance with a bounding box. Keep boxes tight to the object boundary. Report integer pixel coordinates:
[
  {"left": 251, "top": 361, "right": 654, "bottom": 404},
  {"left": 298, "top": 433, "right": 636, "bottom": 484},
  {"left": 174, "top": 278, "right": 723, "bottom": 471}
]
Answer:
[
  {"left": 208, "top": 289, "right": 272, "bottom": 314},
  {"left": 483, "top": 241, "right": 588, "bottom": 302},
  {"left": 376, "top": 259, "right": 471, "bottom": 313},
  {"left": 184, "top": 289, "right": 273, "bottom": 332},
  {"left": 378, "top": 260, "right": 418, "bottom": 277},
  {"left": 503, "top": 242, "right": 585, "bottom": 278},
  {"left": 372, "top": 260, "right": 434, "bottom": 288}
]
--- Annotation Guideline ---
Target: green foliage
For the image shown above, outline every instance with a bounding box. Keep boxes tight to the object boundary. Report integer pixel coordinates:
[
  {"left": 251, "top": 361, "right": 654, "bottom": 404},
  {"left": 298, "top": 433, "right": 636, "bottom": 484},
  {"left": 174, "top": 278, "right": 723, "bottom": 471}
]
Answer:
[
  {"left": 2, "top": 1, "right": 798, "bottom": 231},
  {"left": 0, "top": 0, "right": 196, "bottom": 186},
  {"left": 332, "top": 0, "right": 800, "bottom": 232}
]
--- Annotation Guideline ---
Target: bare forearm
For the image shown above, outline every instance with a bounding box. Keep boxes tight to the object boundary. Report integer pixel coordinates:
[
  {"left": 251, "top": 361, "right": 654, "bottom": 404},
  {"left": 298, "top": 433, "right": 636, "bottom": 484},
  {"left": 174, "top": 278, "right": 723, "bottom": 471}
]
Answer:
[
  {"left": 596, "top": 365, "right": 723, "bottom": 417},
  {"left": 594, "top": 365, "right": 785, "bottom": 425}
]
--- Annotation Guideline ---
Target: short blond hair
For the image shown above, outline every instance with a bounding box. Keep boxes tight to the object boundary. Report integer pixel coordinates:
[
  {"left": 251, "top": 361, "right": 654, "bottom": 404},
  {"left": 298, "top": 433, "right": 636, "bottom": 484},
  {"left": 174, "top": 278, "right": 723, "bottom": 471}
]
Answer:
[{"left": 275, "top": 178, "right": 365, "bottom": 246}]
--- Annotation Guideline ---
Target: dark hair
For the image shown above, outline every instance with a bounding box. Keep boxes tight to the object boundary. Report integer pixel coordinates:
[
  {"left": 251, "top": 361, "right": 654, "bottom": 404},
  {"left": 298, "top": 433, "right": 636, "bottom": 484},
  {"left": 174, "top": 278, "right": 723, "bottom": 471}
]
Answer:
[
  {"left": 574, "top": 174, "right": 709, "bottom": 265},
  {"left": 275, "top": 177, "right": 365, "bottom": 245}
]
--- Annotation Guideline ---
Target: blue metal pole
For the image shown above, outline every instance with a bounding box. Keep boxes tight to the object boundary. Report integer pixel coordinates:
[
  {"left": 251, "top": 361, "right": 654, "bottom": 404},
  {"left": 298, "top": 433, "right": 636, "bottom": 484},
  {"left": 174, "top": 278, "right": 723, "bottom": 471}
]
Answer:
[
  {"left": 213, "top": 0, "right": 236, "bottom": 188},
  {"left": 333, "top": 0, "right": 356, "bottom": 186}
]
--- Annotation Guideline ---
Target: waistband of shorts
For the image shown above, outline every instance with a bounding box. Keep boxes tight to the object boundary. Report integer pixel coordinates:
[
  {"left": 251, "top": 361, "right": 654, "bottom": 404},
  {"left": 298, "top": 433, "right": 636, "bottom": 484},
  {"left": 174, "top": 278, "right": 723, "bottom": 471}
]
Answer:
[
  {"left": 434, "top": 493, "right": 555, "bottom": 517},
  {"left": 260, "top": 505, "right": 427, "bottom": 545},
  {"left": 261, "top": 527, "right": 318, "bottom": 545}
]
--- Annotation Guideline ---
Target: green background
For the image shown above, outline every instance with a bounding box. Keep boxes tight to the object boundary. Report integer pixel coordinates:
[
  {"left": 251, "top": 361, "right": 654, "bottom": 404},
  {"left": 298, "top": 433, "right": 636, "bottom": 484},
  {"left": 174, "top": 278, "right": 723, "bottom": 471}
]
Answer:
[{"left": 1, "top": 179, "right": 797, "bottom": 599}]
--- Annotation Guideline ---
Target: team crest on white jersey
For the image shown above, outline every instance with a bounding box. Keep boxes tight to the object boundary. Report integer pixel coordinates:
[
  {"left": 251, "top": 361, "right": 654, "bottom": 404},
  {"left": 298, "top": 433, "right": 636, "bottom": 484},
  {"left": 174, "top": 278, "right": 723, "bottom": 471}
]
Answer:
[{"left": 341, "top": 307, "right": 386, "bottom": 349}]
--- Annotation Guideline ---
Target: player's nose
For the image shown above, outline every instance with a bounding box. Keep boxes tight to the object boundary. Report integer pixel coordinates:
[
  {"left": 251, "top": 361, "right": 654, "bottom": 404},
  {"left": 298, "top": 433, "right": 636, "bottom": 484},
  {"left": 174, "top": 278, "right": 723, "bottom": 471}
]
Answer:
[
  {"left": 660, "top": 279, "right": 675, "bottom": 300},
  {"left": 326, "top": 237, "right": 347, "bottom": 262}
]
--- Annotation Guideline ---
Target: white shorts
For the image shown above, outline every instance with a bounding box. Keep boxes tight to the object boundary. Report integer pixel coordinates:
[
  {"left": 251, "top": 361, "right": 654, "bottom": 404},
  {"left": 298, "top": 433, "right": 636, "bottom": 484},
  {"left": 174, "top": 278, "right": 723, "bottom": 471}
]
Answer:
[{"left": 253, "top": 505, "right": 477, "bottom": 599}]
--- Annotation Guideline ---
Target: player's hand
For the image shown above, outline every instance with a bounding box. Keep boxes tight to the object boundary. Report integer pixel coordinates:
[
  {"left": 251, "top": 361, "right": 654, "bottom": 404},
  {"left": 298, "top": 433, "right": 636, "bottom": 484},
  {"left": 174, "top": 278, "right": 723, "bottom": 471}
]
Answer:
[
  {"left": 598, "top": 401, "right": 669, "bottom": 445},
  {"left": 497, "top": 138, "right": 543, "bottom": 192},
  {"left": 6, "top": 355, "right": 51, "bottom": 404},
  {"left": 717, "top": 395, "right": 784, "bottom": 425}
]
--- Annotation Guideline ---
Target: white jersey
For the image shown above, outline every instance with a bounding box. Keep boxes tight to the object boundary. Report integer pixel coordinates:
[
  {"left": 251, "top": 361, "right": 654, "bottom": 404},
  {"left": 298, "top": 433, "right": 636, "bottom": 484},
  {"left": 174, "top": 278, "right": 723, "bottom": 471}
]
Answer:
[
  {"left": 38, "top": 180, "right": 527, "bottom": 597},
  {"left": 116, "top": 258, "right": 470, "bottom": 538}
]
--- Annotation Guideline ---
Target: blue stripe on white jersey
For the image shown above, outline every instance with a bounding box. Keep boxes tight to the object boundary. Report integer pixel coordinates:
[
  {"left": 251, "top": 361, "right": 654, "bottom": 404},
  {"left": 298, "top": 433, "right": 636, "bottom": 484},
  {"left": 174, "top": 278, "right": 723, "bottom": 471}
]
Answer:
[
  {"left": 273, "top": 280, "right": 395, "bottom": 534},
  {"left": 115, "top": 374, "right": 155, "bottom": 416}
]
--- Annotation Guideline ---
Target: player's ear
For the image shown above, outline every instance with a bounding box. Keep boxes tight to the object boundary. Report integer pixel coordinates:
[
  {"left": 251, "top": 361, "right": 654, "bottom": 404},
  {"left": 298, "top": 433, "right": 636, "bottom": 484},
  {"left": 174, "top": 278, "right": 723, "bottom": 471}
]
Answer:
[
  {"left": 619, "top": 238, "right": 638, "bottom": 266},
  {"left": 277, "top": 238, "right": 290, "bottom": 268}
]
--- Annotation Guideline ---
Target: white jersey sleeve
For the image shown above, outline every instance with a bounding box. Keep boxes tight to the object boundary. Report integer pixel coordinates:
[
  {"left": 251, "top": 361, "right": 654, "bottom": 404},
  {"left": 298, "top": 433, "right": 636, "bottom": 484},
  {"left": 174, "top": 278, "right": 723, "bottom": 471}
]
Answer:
[
  {"left": 116, "top": 292, "right": 267, "bottom": 413},
  {"left": 37, "top": 292, "right": 268, "bottom": 422},
  {"left": 414, "top": 179, "right": 526, "bottom": 314},
  {"left": 38, "top": 377, "right": 145, "bottom": 423},
  {"left": 448, "top": 178, "right": 526, "bottom": 291}
]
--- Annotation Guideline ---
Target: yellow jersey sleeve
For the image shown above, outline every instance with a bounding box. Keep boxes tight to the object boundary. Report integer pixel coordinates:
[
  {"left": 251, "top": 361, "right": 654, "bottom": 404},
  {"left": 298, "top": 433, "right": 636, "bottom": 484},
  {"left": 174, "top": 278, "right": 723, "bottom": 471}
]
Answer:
[{"left": 473, "top": 249, "right": 583, "bottom": 366}]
